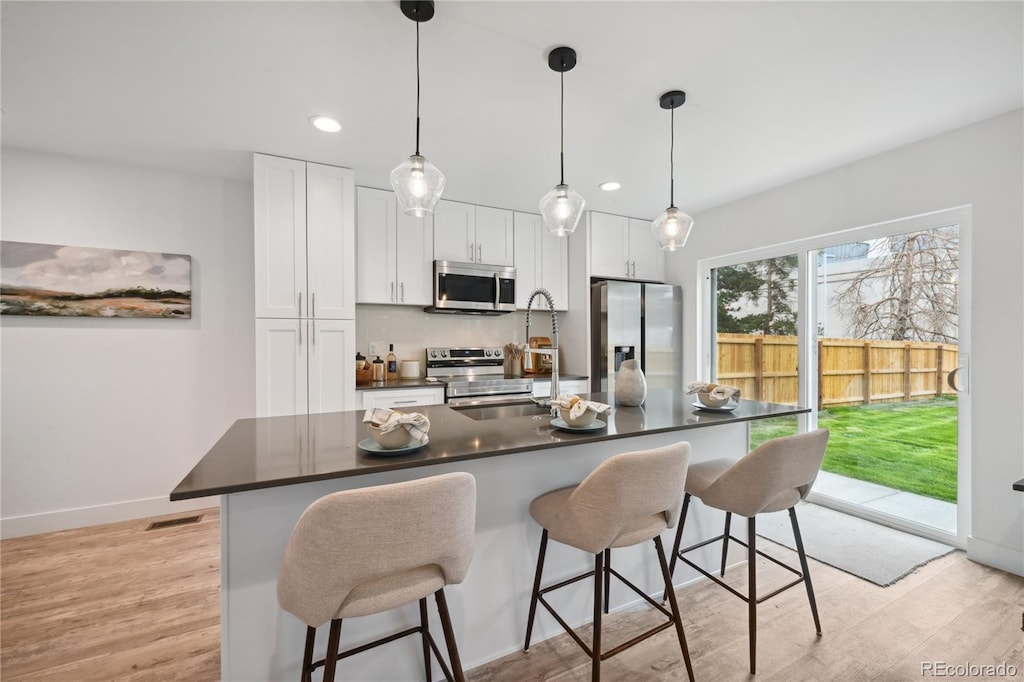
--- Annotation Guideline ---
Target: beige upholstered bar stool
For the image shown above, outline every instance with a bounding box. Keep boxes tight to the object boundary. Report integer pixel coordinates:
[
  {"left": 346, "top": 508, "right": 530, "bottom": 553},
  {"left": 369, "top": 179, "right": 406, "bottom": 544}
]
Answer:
[
  {"left": 278, "top": 472, "right": 476, "bottom": 682},
  {"left": 524, "top": 442, "right": 695, "bottom": 682},
  {"left": 667, "top": 429, "right": 830, "bottom": 674}
]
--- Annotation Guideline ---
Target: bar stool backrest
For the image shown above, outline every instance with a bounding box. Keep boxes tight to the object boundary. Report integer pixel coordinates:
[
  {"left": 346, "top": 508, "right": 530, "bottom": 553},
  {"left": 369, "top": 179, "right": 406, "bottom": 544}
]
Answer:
[
  {"left": 701, "top": 429, "right": 829, "bottom": 517},
  {"left": 566, "top": 442, "right": 690, "bottom": 554},
  {"left": 278, "top": 472, "right": 476, "bottom": 628}
]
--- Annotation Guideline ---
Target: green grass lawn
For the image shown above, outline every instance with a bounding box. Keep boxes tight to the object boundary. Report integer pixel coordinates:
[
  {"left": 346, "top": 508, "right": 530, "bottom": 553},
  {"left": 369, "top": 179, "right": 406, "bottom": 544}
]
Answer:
[{"left": 749, "top": 396, "right": 958, "bottom": 502}]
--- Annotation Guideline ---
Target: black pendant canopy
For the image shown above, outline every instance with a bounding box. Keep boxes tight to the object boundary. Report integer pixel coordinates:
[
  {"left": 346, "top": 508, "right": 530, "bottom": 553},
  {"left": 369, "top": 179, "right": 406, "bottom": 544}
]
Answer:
[
  {"left": 660, "top": 90, "right": 687, "bottom": 110},
  {"left": 548, "top": 46, "right": 577, "bottom": 73},
  {"left": 400, "top": 0, "right": 435, "bottom": 22}
]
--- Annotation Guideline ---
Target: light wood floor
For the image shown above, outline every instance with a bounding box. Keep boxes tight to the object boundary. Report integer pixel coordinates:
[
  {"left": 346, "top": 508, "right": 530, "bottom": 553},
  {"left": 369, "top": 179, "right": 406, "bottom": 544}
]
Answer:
[{"left": 2, "top": 509, "right": 1021, "bottom": 681}]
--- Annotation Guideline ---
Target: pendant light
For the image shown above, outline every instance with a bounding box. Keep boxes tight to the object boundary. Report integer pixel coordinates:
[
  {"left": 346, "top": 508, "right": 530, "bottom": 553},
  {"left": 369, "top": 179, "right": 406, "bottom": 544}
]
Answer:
[
  {"left": 539, "top": 46, "right": 585, "bottom": 237},
  {"left": 651, "top": 90, "right": 694, "bottom": 251},
  {"left": 390, "top": 1, "right": 445, "bottom": 217}
]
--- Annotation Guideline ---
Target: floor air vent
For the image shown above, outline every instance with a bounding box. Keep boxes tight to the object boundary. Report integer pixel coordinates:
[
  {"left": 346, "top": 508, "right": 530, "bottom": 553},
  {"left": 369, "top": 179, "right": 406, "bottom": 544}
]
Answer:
[{"left": 146, "top": 514, "right": 203, "bottom": 531}]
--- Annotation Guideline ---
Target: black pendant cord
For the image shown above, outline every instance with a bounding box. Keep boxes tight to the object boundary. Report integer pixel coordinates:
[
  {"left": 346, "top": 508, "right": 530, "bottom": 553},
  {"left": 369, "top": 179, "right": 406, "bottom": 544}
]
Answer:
[
  {"left": 669, "top": 106, "right": 675, "bottom": 209},
  {"left": 559, "top": 70, "right": 565, "bottom": 185},
  {"left": 415, "top": 20, "right": 421, "bottom": 156}
]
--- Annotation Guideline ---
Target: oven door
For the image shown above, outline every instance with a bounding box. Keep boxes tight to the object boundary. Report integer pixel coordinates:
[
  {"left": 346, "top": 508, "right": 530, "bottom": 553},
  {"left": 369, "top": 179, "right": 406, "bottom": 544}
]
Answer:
[{"left": 444, "top": 377, "right": 533, "bottom": 406}]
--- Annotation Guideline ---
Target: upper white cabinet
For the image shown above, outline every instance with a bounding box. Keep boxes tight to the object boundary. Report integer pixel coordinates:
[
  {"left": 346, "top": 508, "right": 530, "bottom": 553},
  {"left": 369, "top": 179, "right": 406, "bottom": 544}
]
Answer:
[
  {"left": 356, "top": 187, "right": 434, "bottom": 306},
  {"left": 254, "top": 154, "right": 355, "bottom": 319},
  {"left": 514, "top": 211, "right": 568, "bottom": 311},
  {"left": 433, "top": 199, "right": 514, "bottom": 266},
  {"left": 589, "top": 212, "right": 664, "bottom": 282}
]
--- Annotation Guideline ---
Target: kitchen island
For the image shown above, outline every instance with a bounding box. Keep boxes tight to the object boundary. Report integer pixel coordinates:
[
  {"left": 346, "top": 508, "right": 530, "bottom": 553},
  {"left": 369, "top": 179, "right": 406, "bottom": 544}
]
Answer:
[{"left": 172, "top": 391, "right": 807, "bottom": 681}]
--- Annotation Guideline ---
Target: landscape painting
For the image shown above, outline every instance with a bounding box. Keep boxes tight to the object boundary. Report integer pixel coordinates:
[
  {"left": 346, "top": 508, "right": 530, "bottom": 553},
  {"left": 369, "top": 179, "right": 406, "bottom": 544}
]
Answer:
[{"left": 1, "top": 241, "right": 191, "bottom": 318}]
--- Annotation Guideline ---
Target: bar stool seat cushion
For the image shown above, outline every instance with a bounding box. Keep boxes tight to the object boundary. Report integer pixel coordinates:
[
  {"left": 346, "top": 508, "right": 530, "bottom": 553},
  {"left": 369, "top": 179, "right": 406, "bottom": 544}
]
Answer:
[
  {"left": 683, "top": 458, "right": 735, "bottom": 497},
  {"left": 339, "top": 564, "right": 446, "bottom": 619},
  {"left": 529, "top": 486, "right": 672, "bottom": 551}
]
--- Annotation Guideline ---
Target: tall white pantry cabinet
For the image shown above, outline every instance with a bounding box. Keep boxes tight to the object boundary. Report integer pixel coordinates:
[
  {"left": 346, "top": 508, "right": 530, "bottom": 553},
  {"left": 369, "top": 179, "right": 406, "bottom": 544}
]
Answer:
[{"left": 253, "top": 153, "right": 357, "bottom": 417}]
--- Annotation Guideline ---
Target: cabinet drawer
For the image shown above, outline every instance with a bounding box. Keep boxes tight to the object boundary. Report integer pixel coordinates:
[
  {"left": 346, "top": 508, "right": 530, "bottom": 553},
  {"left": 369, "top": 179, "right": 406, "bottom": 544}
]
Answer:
[{"left": 361, "top": 388, "right": 444, "bottom": 410}]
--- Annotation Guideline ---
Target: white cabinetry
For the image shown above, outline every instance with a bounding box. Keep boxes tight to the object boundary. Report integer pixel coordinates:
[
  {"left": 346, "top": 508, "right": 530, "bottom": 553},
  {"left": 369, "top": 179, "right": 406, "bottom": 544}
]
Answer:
[
  {"left": 254, "top": 154, "right": 355, "bottom": 319},
  {"left": 256, "top": 318, "right": 355, "bottom": 417},
  {"left": 356, "top": 187, "right": 434, "bottom": 305},
  {"left": 514, "top": 212, "right": 568, "bottom": 311},
  {"left": 433, "top": 200, "right": 514, "bottom": 266},
  {"left": 532, "top": 378, "right": 590, "bottom": 398},
  {"left": 360, "top": 387, "right": 444, "bottom": 410},
  {"left": 254, "top": 153, "right": 356, "bottom": 416},
  {"left": 589, "top": 212, "right": 664, "bottom": 282}
]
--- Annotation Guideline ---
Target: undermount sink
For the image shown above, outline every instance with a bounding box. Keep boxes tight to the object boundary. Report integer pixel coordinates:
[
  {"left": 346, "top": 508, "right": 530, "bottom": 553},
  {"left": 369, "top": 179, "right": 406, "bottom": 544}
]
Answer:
[{"left": 451, "top": 400, "right": 551, "bottom": 421}]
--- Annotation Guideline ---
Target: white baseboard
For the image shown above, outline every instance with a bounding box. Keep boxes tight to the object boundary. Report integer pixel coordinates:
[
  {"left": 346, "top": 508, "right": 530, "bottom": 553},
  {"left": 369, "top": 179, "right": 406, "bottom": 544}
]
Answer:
[
  {"left": 967, "top": 536, "right": 1024, "bottom": 577},
  {"left": 1, "top": 495, "right": 218, "bottom": 539}
]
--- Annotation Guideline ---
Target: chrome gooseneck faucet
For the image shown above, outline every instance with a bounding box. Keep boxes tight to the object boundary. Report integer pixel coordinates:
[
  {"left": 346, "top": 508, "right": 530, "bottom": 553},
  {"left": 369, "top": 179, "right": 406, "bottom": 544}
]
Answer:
[{"left": 525, "top": 288, "right": 559, "bottom": 408}]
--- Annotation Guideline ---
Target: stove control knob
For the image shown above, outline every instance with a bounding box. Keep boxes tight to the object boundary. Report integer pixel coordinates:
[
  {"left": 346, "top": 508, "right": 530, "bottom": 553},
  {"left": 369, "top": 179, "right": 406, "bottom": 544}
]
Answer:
[
  {"left": 441, "top": 349, "right": 448, "bottom": 357},
  {"left": 429, "top": 350, "right": 437, "bottom": 358},
  {"left": 484, "top": 349, "right": 492, "bottom": 357}
]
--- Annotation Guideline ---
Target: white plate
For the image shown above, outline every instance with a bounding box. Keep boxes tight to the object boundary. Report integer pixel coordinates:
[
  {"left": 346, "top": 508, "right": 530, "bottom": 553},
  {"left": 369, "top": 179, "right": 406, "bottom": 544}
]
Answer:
[
  {"left": 550, "top": 417, "right": 607, "bottom": 432},
  {"left": 692, "top": 401, "right": 738, "bottom": 412},
  {"left": 357, "top": 437, "right": 426, "bottom": 456}
]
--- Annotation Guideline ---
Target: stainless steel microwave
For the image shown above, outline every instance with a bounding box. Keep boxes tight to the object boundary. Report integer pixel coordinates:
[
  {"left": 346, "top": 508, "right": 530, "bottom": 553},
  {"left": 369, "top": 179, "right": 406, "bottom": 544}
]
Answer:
[{"left": 425, "top": 261, "right": 516, "bottom": 315}]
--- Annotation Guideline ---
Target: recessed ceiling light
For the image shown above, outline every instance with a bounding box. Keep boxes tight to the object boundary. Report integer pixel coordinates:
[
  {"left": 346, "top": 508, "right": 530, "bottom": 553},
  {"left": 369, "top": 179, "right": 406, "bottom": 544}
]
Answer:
[
  {"left": 599, "top": 181, "right": 621, "bottom": 191},
  {"left": 310, "top": 116, "right": 341, "bottom": 133}
]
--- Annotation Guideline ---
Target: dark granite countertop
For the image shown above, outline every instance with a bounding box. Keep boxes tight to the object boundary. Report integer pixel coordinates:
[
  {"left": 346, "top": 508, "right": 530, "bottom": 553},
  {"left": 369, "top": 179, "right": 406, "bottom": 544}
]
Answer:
[
  {"left": 170, "top": 390, "right": 807, "bottom": 500},
  {"left": 354, "top": 374, "right": 589, "bottom": 391}
]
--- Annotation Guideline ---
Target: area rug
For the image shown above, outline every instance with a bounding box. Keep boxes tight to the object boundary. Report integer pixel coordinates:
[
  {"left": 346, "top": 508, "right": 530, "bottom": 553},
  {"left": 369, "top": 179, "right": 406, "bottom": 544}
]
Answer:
[{"left": 756, "top": 503, "right": 955, "bottom": 587}]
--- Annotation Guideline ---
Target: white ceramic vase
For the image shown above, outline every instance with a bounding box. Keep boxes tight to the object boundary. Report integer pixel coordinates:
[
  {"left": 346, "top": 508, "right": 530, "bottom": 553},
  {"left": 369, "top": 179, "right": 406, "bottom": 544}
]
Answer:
[{"left": 614, "top": 359, "right": 647, "bottom": 406}]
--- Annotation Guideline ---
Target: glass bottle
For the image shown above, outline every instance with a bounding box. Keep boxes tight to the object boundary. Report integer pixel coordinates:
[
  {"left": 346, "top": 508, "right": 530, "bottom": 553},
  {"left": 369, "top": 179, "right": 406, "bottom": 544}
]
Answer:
[{"left": 386, "top": 344, "right": 398, "bottom": 382}]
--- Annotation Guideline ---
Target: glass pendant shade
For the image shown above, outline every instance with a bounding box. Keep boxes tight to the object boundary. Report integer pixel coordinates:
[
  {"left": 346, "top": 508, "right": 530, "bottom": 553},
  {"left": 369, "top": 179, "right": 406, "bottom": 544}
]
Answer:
[
  {"left": 390, "top": 153, "right": 445, "bottom": 217},
  {"left": 651, "top": 206, "right": 694, "bottom": 251},
  {"left": 539, "top": 183, "right": 585, "bottom": 236}
]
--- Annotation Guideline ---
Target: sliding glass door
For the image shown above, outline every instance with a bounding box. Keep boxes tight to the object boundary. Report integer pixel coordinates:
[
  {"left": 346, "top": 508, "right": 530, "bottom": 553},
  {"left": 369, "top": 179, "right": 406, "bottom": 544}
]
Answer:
[{"left": 701, "top": 207, "right": 970, "bottom": 547}]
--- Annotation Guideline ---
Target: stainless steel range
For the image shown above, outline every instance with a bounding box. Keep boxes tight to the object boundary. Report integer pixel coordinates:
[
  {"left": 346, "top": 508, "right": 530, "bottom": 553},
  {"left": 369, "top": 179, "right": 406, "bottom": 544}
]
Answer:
[{"left": 426, "top": 346, "right": 533, "bottom": 406}]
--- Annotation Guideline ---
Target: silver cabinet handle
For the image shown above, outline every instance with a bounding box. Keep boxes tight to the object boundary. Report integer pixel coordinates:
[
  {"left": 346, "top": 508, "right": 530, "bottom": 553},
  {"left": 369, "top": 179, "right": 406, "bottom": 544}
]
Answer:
[
  {"left": 298, "top": 292, "right": 302, "bottom": 316},
  {"left": 390, "top": 281, "right": 395, "bottom": 302},
  {"left": 298, "top": 321, "right": 302, "bottom": 347},
  {"left": 625, "top": 261, "right": 630, "bottom": 277},
  {"left": 477, "top": 243, "right": 482, "bottom": 262},
  {"left": 468, "top": 242, "right": 474, "bottom": 261},
  {"left": 312, "top": 292, "right": 316, "bottom": 318},
  {"left": 400, "top": 282, "right": 405, "bottom": 302},
  {"left": 312, "top": 319, "right": 316, "bottom": 347},
  {"left": 631, "top": 261, "right": 636, "bottom": 278},
  {"left": 393, "top": 399, "right": 418, "bottom": 405}
]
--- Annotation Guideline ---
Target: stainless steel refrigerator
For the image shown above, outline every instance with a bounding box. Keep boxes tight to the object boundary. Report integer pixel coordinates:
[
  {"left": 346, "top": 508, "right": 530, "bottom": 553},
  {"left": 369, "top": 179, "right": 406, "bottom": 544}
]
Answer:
[{"left": 591, "top": 280, "right": 683, "bottom": 394}]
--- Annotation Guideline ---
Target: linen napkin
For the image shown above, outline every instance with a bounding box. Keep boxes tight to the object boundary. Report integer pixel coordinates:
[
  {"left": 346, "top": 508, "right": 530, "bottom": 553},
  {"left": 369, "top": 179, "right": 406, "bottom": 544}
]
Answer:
[
  {"left": 550, "top": 394, "right": 611, "bottom": 420},
  {"left": 362, "top": 407, "right": 431, "bottom": 445},
  {"left": 685, "top": 381, "right": 740, "bottom": 400}
]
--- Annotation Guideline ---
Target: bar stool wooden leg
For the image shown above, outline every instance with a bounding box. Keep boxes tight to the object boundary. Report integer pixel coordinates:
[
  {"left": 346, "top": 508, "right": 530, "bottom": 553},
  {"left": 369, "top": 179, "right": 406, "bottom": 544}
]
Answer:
[
  {"left": 419, "top": 598, "right": 433, "bottom": 682},
  {"left": 789, "top": 507, "right": 822, "bottom": 635},
  {"left": 721, "top": 512, "right": 733, "bottom": 577},
  {"left": 603, "top": 548, "right": 611, "bottom": 615},
  {"left": 301, "top": 625, "right": 316, "bottom": 682},
  {"left": 524, "top": 529, "right": 549, "bottom": 652},
  {"left": 322, "top": 619, "right": 343, "bottom": 682},
  {"left": 747, "top": 517, "right": 757, "bottom": 674},
  {"left": 592, "top": 551, "right": 604, "bottom": 682},
  {"left": 654, "top": 536, "right": 696, "bottom": 682},
  {"left": 435, "top": 589, "right": 466, "bottom": 682},
  {"left": 667, "top": 493, "right": 692, "bottom": 581}
]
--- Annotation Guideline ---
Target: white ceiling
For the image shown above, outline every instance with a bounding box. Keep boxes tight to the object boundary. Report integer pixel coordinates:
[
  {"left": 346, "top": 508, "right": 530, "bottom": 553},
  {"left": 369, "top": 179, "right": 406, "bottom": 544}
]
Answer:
[{"left": 3, "top": 1, "right": 1022, "bottom": 219}]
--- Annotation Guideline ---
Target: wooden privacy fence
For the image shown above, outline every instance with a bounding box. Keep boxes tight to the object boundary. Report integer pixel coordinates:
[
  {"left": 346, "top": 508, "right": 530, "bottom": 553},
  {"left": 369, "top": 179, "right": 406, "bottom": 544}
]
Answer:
[{"left": 716, "top": 333, "right": 959, "bottom": 408}]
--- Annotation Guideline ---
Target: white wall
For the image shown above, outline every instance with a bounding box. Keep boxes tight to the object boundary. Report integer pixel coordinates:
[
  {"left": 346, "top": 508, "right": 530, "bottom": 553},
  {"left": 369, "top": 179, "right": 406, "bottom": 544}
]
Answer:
[
  {"left": 1, "top": 149, "right": 255, "bottom": 537},
  {"left": 665, "top": 109, "right": 1024, "bottom": 575}
]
